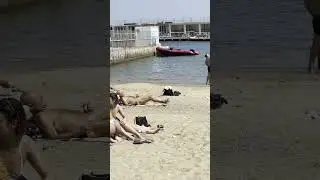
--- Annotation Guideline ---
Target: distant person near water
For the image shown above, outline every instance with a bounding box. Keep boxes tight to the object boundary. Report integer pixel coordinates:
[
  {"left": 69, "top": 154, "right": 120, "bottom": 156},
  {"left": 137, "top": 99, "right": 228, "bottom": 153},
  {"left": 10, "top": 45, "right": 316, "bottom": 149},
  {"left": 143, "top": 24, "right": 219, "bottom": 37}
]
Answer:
[
  {"left": 205, "top": 54, "right": 210, "bottom": 85},
  {"left": 305, "top": 0, "right": 320, "bottom": 73}
]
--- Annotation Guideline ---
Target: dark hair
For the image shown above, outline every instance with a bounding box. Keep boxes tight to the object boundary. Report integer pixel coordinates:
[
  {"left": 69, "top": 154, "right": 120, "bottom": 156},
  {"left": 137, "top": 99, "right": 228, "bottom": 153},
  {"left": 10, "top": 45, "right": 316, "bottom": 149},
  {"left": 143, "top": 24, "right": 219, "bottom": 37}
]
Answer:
[
  {"left": 0, "top": 98, "right": 26, "bottom": 134},
  {"left": 110, "top": 93, "right": 119, "bottom": 105}
]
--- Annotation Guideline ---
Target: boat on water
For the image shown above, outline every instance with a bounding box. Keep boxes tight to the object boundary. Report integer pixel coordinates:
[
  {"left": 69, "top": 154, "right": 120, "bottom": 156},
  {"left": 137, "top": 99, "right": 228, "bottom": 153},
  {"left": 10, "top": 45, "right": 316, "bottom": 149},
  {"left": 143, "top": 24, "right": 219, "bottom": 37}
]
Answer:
[{"left": 156, "top": 47, "right": 200, "bottom": 57}]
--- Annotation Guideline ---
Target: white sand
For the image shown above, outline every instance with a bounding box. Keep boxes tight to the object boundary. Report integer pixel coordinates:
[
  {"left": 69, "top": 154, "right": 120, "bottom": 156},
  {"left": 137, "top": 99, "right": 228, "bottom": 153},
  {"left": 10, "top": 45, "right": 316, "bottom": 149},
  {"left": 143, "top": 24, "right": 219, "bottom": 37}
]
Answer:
[{"left": 110, "top": 83, "right": 210, "bottom": 180}]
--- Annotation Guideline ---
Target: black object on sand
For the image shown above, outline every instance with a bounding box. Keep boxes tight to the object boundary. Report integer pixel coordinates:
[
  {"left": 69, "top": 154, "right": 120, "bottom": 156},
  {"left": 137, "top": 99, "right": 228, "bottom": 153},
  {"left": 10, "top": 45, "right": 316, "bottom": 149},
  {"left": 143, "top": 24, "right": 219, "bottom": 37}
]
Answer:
[
  {"left": 135, "top": 116, "right": 151, "bottom": 127},
  {"left": 80, "top": 172, "right": 110, "bottom": 180},
  {"left": 163, "top": 86, "right": 181, "bottom": 96},
  {"left": 211, "top": 93, "right": 228, "bottom": 110}
]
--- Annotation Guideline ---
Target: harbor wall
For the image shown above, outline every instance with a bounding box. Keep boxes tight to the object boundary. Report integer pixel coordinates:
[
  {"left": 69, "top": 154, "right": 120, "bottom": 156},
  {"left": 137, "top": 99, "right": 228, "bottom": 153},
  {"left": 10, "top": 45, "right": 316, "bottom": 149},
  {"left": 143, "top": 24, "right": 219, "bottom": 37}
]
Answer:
[{"left": 110, "top": 46, "right": 156, "bottom": 65}]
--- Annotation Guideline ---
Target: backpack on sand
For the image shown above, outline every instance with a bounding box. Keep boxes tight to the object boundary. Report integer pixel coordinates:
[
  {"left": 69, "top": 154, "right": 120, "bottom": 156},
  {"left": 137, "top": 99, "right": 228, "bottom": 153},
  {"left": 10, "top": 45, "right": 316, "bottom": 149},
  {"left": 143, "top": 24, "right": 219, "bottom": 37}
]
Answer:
[
  {"left": 163, "top": 86, "right": 181, "bottom": 96},
  {"left": 135, "top": 116, "right": 151, "bottom": 127}
]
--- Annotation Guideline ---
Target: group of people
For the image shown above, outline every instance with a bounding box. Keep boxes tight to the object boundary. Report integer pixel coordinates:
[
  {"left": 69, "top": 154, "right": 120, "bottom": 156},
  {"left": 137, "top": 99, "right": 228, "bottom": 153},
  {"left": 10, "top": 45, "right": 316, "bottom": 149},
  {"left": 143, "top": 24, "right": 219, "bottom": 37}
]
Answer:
[
  {"left": 0, "top": 80, "right": 170, "bottom": 179},
  {"left": 108, "top": 88, "right": 169, "bottom": 144}
]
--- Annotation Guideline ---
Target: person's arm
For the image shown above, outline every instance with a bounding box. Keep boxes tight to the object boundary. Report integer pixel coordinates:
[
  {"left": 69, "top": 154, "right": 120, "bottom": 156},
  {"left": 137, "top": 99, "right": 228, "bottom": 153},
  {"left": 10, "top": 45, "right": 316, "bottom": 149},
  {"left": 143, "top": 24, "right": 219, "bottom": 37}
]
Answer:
[
  {"left": 119, "top": 96, "right": 128, "bottom": 106},
  {"left": 24, "top": 136, "right": 51, "bottom": 180},
  {"left": 117, "top": 105, "right": 126, "bottom": 119}
]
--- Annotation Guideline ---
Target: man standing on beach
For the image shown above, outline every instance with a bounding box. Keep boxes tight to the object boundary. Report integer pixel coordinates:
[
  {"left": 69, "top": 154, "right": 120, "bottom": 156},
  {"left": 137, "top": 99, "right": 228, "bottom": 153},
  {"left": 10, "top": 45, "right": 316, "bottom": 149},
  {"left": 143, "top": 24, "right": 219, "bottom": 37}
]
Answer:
[
  {"left": 305, "top": 0, "right": 320, "bottom": 73},
  {"left": 205, "top": 54, "right": 210, "bottom": 85}
]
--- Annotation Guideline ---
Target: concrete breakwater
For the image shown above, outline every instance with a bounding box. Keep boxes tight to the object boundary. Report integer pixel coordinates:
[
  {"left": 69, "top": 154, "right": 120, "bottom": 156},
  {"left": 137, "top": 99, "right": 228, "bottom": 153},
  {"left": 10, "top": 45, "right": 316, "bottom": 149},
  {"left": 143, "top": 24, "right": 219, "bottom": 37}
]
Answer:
[{"left": 110, "top": 47, "right": 156, "bottom": 65}]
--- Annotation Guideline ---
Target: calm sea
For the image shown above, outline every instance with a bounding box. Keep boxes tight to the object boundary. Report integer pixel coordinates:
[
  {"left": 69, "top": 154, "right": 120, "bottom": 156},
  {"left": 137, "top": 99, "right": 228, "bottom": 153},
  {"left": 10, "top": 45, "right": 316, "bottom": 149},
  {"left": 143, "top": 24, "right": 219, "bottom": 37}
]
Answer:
[
  {"left": 212, "top": 0, "right": 312, "bottom": 72},
  {"left": 110, "top": 41, "right": 210, "bottom": 85}
]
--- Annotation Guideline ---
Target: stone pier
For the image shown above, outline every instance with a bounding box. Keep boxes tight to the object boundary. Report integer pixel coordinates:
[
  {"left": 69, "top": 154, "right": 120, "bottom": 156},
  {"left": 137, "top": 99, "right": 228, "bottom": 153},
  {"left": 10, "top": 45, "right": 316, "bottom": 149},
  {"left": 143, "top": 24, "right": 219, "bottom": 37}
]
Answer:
[{"left": 110, "top": 46, "right": 156, "bottom": 65}]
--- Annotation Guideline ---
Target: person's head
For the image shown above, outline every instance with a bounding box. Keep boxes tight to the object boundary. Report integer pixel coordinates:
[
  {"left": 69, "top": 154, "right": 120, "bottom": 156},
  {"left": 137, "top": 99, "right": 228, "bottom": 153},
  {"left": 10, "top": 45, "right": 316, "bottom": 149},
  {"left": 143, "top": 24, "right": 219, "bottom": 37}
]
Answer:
[
  {"left": 116, "top": 90, "right": 125, "bottom": 97},
  {"left": 204, "top": 54, "right": 210, "bottom": 58},
  {"left": 20, "top": 92, "right": 46, "bottom": 112},
  {"left": 109, "top": 96, "right": 117, "bottom": 110},
  {"left": 0, "top": 98, "right": 27, "bottom": 146}
]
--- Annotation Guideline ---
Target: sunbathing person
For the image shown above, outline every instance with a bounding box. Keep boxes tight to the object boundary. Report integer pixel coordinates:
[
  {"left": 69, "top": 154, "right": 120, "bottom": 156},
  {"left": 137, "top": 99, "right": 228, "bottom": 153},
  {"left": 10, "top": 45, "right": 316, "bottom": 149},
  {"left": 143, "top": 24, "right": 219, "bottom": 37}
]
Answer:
[
  {"left": 109, "top": 96, "right": 153, "bottom": 144},
  {"left": 116, "top": 89, "right": 169, "bottom": 106},
  {"left": 20, "top": 92, "right": 109, "bottom": 140},
  {"left": 0, "top": 98, "right": 51, "bottom": 180}
]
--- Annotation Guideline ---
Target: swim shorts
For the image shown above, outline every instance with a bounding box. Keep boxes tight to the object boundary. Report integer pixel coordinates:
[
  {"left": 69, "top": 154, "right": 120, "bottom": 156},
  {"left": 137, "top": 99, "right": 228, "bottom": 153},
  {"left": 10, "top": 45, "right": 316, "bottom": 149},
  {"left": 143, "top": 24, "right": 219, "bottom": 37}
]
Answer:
[{"left": 312, "top": 15, "right": 320, "bottom": 35}]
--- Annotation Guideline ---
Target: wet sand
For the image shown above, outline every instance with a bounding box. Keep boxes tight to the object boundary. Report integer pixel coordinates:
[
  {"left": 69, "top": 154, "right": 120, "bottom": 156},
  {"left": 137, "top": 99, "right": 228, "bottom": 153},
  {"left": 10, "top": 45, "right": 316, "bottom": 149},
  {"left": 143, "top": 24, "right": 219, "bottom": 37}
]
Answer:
[
  {"left": 1, "top": 67, "right": 108, "bottom": 180},
  {"left": 213, "top": 72, "right": 320, "bottom": 179},
  {"left": 110, "top": 83, "right": 210, "bottom": 180}
]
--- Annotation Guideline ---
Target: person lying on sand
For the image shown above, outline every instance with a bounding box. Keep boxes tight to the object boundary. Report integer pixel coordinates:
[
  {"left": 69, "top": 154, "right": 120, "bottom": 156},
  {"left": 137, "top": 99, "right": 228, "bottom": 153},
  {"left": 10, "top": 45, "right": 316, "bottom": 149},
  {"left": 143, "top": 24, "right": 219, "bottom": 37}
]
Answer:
[
  {"left": 0, "top": 98, "right": 51, "bottom": 180},
  {"left": 109, "top": 96, "right": 153, "bottom": 144},
  {"left": 20, "top": 92, "right": 109, "bottom": 140},
  {"left": 115, "top": 89, "right": 169, "bottom": 106}
]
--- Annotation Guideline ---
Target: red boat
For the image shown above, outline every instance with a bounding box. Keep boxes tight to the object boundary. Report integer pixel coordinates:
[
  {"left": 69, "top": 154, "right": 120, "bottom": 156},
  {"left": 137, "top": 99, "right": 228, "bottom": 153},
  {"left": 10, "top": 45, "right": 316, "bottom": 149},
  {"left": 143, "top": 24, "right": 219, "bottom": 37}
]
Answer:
[{"left": 156, "top": 47, "right": 200, "bottom": 57}]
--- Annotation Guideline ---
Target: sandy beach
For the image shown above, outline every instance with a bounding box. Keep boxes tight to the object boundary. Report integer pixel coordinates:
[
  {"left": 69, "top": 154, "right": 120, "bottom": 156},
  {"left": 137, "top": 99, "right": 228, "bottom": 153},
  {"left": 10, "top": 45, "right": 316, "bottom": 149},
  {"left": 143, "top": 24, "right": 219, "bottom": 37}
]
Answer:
[
  {"left": 110, "top": 83, "right": 210, "bottom": 180},
  {"left": 0, "top": 67, "right": 210, "bottom": 179},
  {"left": 213, "top": 72, "right": 320, "bottom": 179}
]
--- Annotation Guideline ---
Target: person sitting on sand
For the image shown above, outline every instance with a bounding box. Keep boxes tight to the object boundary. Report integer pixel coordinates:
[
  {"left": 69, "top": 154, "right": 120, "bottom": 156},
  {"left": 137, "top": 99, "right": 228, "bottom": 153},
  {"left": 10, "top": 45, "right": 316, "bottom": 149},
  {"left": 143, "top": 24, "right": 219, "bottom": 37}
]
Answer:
[
  {"left": 115, "top": 89, "right": 169, "bottom": 106},
  {"left": 109, "top": 96, "right": 154, "bottom": 144},
  {"left": 19, "top": 92, "right": 110, "bottom": 140},
  {"left": 0, "top": 98, "right": 51, "bottom": 180}
]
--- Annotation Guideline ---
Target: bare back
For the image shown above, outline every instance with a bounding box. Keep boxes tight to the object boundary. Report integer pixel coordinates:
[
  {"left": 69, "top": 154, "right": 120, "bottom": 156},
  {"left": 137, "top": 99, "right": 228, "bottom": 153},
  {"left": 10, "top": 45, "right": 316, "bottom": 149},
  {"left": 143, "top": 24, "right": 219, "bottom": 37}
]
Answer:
[{"left": 33, "top": 109, "right": 91, "bottom": 138}]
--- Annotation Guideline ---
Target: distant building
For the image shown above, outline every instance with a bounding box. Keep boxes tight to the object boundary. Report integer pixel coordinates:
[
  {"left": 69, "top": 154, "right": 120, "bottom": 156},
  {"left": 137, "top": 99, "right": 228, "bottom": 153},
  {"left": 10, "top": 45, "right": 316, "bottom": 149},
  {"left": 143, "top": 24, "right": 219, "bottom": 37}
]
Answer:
[{"left": 110, "top": 25, "right": 159, "bottom": 47}]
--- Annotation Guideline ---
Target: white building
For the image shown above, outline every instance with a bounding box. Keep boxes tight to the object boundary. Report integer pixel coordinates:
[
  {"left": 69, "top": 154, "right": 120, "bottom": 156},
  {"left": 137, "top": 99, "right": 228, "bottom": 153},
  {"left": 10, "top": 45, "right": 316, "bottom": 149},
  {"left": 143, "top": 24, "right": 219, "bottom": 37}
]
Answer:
[
  {"left": 135, "top": 26, "right": 160, "bottom": 47},
  {"left": 110, "top": 25, "right": 160, "bottom": 47}
]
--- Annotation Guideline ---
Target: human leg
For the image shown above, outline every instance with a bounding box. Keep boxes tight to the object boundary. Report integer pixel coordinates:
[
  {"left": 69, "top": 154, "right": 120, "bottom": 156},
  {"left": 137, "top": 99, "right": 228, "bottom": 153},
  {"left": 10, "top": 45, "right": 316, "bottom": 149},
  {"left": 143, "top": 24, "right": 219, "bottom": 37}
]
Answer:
[{"left": 310, "top": 16, "right": 320, "bottom": 73}]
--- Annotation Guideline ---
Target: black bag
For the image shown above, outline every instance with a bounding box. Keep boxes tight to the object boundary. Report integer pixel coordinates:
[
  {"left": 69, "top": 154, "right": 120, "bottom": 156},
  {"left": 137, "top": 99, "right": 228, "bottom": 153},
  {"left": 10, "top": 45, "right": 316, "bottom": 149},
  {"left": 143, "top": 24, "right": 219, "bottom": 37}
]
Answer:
[
  {"left": 163, "top": 88, "right": 174, "bottom": 96},
  {"left": 211, "top": 94, "right": 228, "bottom": 110},
  {"left": 80, "top": 173, "right": 110, "bottom": 180},
  {"left": 135, "top": 116, "right": 151, "bottom": 127},
  {"left": 163, "top": 88, "right": 181, "bottom": 96}
]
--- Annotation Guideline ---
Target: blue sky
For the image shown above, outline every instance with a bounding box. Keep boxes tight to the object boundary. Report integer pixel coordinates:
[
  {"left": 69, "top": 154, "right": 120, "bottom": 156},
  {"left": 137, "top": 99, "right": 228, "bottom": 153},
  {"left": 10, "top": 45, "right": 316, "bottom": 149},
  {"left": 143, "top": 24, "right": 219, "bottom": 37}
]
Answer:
[{"left": 110, "top": 0, "right": 210, "bottom": 24}]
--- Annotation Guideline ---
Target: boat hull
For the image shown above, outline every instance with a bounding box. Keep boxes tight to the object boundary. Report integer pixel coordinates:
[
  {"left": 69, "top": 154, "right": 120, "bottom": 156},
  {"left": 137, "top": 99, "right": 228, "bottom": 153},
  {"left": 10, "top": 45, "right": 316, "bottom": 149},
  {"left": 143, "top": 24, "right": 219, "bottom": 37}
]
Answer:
[{"left": 156, "top": 47, "right": 199, "bottom": 57}]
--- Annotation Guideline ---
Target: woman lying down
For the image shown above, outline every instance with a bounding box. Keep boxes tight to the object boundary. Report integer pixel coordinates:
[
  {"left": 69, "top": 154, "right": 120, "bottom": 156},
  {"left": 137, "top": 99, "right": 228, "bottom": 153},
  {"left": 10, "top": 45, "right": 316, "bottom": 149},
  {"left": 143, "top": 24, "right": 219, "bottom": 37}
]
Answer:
[{"left": 109, "top": 96, "right": 163, "bottom": 144}]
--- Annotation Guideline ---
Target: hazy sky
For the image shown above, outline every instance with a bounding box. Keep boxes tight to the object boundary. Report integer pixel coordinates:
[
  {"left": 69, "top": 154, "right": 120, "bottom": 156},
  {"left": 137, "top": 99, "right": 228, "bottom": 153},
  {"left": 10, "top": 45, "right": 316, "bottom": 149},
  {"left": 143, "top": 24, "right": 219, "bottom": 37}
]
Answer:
[{"left": 110, "top": 0, "right": 210, "bottom": 24}]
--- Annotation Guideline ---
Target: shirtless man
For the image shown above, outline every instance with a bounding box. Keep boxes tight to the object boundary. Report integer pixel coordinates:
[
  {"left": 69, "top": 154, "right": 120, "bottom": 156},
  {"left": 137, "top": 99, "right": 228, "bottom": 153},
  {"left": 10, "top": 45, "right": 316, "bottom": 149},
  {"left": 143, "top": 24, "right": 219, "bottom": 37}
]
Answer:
[
  {"left": 0, "top": 98, "right": 51, "bottom": 180},
  {"left": 305, "top": 0, "right": 320, "bottom": 73},
  {"left": 116, "top": 89, "right": 169, "bottom": 106},
  {"left": 20, "top": 92, "right": 108, "bottom": 140}
]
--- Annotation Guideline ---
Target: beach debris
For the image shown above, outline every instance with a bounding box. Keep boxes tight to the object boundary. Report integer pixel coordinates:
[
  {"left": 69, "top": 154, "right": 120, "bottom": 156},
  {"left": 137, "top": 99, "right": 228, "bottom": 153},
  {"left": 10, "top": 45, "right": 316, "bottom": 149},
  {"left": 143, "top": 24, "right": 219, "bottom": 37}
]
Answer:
[
  {"left": 80, "top": 172, "right": 110, "bottom": 180},
  {"left": 211, "top": 93, "right": 228, "bottom": 110},
  {"left": 231, "top": 76, "right": 240, "bottom": 80},
  {"left": 305, "top": 110, "right": 320, "bottom": 120}
]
